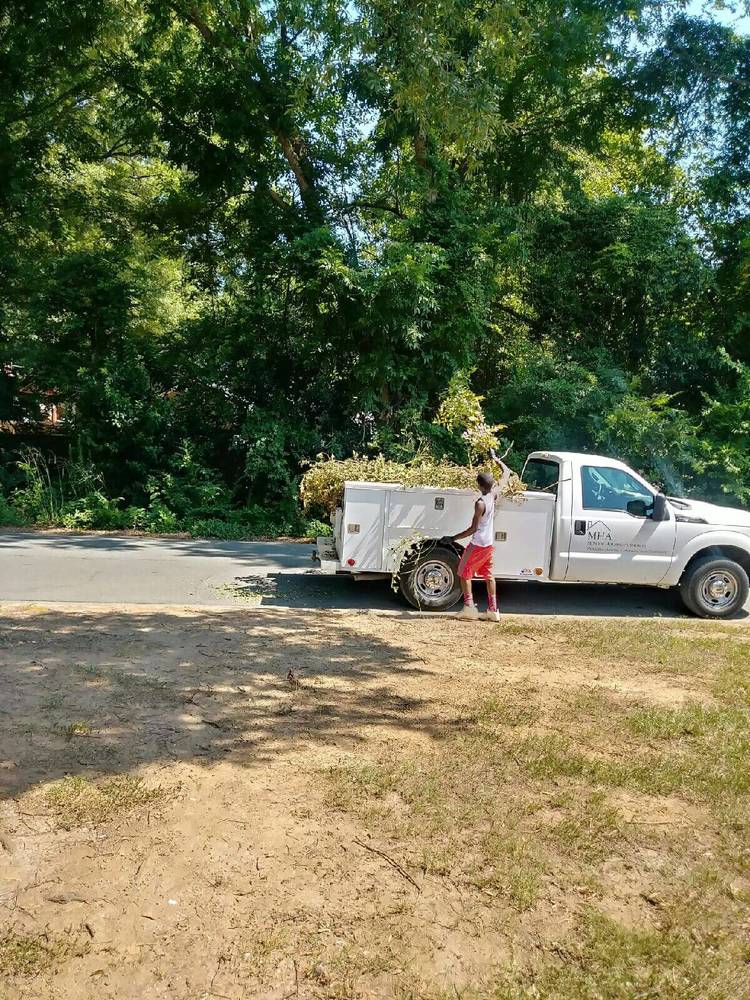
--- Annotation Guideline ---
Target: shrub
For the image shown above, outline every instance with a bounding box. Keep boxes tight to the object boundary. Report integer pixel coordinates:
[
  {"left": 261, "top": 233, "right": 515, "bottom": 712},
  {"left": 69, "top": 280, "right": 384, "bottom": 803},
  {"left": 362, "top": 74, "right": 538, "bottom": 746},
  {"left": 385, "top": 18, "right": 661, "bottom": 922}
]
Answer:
[
  {"left": 58, "top": 491, "right": 134, "bottom": 530},
  {"left": 0, "top": 493, "right": 27, "bottom": 526},
  {"left": 187, "top": 518, "right": 256, "bottom": 540},
  {"left": 144, "top": 447, "right": 233, "bottom": 520}
]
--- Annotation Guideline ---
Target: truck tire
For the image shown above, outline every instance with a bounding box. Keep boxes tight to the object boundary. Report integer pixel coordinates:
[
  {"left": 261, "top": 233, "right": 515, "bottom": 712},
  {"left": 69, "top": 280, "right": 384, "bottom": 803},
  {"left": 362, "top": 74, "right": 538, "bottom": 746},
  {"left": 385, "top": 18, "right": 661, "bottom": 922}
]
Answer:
[
  {"left": 398, "top": 545, "right": 463, "bottom": 611},
  {"left": 679, "top": 556, "right": 749, "bottom": 619}
]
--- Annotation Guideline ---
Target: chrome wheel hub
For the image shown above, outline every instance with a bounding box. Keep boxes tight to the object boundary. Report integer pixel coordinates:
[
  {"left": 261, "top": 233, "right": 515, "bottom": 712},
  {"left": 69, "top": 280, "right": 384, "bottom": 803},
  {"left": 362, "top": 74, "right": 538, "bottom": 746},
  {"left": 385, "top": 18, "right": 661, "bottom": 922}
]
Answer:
[
  {"left": 414, "top": 560, "right": 454, "bottom": 601},
  {"left": 701, "top": 571, "right": 738, "bottom": 610}
]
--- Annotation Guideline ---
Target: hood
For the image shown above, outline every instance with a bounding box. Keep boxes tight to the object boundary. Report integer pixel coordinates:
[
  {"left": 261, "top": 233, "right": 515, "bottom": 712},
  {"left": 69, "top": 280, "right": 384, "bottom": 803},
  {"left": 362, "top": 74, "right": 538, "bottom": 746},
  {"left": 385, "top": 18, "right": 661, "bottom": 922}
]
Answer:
[{"left": 669, "top": 496, "right": 750, "bottom": 529}]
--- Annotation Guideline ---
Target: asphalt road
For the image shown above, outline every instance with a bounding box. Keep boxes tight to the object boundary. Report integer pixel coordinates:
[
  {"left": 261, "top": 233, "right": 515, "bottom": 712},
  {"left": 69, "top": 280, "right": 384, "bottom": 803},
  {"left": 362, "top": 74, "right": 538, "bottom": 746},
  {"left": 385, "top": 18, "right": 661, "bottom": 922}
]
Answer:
[{"left": 0, "top": 530, "right": 736, "bottom": 620}]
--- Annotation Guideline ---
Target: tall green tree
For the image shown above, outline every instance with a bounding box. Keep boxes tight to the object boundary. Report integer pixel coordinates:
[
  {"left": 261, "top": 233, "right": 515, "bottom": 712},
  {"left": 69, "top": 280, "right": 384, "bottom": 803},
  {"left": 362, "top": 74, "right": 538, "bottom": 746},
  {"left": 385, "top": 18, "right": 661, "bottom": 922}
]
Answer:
[{"left": 1, "top": 0, "right": 749, "bottom": 516}]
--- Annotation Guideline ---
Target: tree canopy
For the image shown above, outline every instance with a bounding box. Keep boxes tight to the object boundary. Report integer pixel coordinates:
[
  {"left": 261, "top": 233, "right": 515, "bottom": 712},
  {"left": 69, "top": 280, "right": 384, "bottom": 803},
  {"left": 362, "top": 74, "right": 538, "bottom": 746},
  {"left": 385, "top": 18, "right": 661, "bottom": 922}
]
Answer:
[{"left": 1, "top": 0, "right": 749, "bottom": 531}]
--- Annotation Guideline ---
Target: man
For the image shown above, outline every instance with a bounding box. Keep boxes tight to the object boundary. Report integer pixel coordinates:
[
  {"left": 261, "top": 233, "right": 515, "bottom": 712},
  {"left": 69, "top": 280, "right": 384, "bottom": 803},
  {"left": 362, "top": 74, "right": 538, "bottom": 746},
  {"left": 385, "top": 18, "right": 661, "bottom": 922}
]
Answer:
[{"left": 451, "top": 450, "right": 511, "bottom": 622}]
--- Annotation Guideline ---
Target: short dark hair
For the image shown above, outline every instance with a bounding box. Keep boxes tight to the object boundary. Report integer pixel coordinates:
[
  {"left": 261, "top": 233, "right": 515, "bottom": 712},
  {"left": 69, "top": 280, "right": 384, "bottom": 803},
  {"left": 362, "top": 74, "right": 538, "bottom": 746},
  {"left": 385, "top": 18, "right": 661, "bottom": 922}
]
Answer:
[{"left": 477, "top": 471, "right": 494, "bottom": 492}]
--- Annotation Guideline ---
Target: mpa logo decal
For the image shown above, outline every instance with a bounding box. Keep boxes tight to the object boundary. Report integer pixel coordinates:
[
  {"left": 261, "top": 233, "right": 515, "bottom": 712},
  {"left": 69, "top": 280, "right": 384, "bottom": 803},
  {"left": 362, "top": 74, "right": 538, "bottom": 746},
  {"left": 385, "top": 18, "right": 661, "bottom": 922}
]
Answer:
[{"left": 587, "top": 520, "right": 612, "bottom": 543}]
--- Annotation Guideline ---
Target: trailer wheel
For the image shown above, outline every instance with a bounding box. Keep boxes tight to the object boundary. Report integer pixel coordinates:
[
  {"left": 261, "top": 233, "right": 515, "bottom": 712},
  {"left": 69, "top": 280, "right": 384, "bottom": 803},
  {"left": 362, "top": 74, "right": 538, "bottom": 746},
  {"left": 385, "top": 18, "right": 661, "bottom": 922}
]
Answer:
[
  {"left": 679, "top": 556, "right": 749, "bottom": 619},
  {"left": 398, "top": 545, "right": 462, "bottom": 611}
]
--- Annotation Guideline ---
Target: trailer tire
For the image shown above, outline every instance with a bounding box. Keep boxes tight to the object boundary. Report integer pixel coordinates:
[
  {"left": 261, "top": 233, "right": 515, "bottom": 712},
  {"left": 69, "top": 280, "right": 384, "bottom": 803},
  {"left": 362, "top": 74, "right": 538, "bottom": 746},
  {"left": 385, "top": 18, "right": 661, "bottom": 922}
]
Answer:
[
  {"left": 398, "top": 545, "right": 463, "bottom": 611},
  {"left": 679, "top": 556, "right": 749, "bottom": 619}
]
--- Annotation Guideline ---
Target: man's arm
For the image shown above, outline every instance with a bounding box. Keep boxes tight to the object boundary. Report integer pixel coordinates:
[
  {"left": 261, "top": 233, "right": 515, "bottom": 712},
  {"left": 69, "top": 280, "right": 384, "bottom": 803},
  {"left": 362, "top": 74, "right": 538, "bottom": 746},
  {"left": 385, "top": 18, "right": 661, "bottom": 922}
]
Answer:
[
  {"left": 489, "top": 447, "right": 515, "bottom": 495},
  {"left": 453, "top": 498, "right": 484, "bottom": 542}
]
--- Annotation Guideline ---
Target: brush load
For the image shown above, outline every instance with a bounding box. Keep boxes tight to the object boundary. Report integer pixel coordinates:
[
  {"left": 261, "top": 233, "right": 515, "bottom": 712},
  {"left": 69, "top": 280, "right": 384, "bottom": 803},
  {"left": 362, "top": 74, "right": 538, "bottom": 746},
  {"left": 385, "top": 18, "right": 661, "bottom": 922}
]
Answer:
[{"left": 300, "top": 456, "right": 526, "bottom": 515}]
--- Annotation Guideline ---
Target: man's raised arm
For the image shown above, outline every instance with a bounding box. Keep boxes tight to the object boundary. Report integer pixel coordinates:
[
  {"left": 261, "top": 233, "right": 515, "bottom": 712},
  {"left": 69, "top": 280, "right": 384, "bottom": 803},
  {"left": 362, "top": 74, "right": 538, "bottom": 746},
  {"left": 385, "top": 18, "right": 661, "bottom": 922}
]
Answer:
[{"left": 489, "top": 447, "right": 516, "bottom": 495}]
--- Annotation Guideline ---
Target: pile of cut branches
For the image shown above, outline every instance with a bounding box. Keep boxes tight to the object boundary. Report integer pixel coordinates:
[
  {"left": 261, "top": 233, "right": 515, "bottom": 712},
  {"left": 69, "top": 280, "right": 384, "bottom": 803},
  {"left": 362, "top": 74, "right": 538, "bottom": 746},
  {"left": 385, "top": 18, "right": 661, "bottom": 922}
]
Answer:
[{"left": 300, "top": 456, "right": 526, "bottom": 515}]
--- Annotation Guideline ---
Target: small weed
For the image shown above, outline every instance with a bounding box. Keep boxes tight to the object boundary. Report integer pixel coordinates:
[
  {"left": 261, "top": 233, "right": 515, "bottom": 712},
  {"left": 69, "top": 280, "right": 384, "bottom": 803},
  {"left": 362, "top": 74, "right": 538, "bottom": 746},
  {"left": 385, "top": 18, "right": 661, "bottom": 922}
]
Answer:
[
  {"left": 418, "top": 842, "right": 457, "bottom": 877},
  {"left": 473, "top": 831, "right": 543, "bottom": 911},
  {"left": 0, "top": 931, "right": 80, "bottom": 977},
  {"left": 58, "top": 721, "right": 93, "bottom": 741},
  {"left": 43, "top": 775, "right": 163, "bottom": 827},
  {"left": 71, "top": 661, "right": 173, "bottom": 698},
  {"left": 39, "top": 694, "right": 65, "bottom": 712},
  {"left": 477, "top": 692, "right": 540, "bottom": 728},
  {"left": 395, "top": 981, "right": 463, "bottom": 1000},
  {"left": 551, "top": 791, "right": 624, "bottom": 862},
  {"left": 326, "top": 761, "right": 403, "bottom": 811},
  {"left": 241, "top": 923, "right": 290, "bottom": 978},
  {"left": 326, "top": 940, "right": 401, "bottom": 982},
  {"left": 73, "top": 663, "right": 104, "bottom": 680}
]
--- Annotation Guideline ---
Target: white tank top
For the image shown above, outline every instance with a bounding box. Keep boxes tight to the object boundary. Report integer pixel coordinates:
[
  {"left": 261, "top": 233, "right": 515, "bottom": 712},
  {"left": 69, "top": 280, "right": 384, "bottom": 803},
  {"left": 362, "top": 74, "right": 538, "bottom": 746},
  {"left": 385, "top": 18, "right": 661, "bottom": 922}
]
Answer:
[{"left": 471, "top": 490, "right": 495, "bottom": 547}]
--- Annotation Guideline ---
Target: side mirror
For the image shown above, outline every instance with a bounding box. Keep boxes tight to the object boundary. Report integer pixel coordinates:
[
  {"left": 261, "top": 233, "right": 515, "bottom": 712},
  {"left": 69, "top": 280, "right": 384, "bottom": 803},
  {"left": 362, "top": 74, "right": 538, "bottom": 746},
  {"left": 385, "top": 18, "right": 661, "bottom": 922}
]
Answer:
[
  {"left": 652, "top": 493, "right": 669, "bottom": 522},
  {"left": 627, "top": 499, "right": 648, "bottom": 518}
]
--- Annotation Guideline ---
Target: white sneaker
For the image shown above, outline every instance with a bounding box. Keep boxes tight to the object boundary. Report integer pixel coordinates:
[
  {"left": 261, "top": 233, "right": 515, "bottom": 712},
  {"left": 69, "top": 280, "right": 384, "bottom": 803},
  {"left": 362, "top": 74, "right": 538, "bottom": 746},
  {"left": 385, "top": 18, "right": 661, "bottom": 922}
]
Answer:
[
  {"left": 481, "top": 610, "right": 500, "bottom": 622},
  {"left": 456, "top": 604, "right": 479, "bottom": 621}
]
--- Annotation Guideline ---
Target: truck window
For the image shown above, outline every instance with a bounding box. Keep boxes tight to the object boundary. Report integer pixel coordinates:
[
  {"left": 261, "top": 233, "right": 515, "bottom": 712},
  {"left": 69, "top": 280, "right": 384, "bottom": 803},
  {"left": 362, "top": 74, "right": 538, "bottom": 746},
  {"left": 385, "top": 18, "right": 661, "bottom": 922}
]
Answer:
[
  {"left": 581, "top": 465, "right": 652, "bottom": 513},
  {"left": 523, "top": 458, "right": 560, "bottom": 494}
]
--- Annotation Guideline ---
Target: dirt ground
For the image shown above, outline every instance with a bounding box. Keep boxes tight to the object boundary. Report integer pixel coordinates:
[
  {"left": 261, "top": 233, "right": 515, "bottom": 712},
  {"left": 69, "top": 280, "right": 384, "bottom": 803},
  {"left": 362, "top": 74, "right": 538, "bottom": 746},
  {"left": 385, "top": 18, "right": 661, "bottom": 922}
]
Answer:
[{"left": 1, "top": 603, "right": 749, "bottom": 999}]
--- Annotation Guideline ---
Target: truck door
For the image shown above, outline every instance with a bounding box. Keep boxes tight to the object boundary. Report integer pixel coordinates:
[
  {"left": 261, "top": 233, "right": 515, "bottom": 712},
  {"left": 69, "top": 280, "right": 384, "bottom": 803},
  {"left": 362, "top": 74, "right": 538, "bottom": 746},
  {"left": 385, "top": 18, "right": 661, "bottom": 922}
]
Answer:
[{"left": 565, "top": 464, "right": 676, "bottom": 585}]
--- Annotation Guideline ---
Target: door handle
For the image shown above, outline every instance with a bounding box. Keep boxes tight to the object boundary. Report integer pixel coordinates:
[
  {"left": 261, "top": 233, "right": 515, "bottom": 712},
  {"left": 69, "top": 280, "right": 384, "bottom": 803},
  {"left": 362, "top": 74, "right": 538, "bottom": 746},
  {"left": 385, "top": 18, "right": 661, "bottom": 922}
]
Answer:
[{"left": 574, "top": 520, "right": 586, "bottom": 536}]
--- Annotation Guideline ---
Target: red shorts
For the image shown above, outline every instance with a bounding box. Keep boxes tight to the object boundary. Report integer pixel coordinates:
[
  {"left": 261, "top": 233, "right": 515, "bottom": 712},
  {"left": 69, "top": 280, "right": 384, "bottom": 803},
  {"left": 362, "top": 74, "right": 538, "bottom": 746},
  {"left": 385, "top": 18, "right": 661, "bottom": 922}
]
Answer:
[{"left": 458, "top": 543, "right": 494, "bottom": 580}]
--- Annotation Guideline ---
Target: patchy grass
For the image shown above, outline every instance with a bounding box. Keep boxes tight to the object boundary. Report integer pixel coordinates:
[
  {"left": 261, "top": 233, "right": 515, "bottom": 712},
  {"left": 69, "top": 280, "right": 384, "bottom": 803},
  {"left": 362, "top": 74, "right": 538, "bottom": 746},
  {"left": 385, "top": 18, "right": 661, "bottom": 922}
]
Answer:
[
  {"left": 326, "top": 617, "right": 750, "bottom": 998},
  {"left": 471, "top": 830, "right": 543, "bottom": 910},
  {"left": 476, "top": 690, "right": 541, "bottom": 728},
  {"left": 516, "top": 722, "right": 750, "bottom": 802},
  {"left": 42, "top": 775, "right": 163, "bottom": 827},
  {"left": 71, "top": 661, "right": 173, "bottom": 696},
  {"left": 550, "top": 790, "right": 624, "bottom": 863},
  {"left": 0, "top": 932, "right": 81, "bottom": 977},
  {"left": 488, "top": 909, "right": 748, "bottom": 1000},
  {"left": 511, "top": 682, "right": 750, "bottom": 804},
  {"left": 533, "top": 618, "right": 750, "bottom": 678},
  {"left": 328, "top": 747, "right": 544, "bottom": 911},
  {"left": 239, "top": 922, "right": 291, "bottom": 979},
  {"left": 4, "top": 607, "right": 750, "bottom": 999}
]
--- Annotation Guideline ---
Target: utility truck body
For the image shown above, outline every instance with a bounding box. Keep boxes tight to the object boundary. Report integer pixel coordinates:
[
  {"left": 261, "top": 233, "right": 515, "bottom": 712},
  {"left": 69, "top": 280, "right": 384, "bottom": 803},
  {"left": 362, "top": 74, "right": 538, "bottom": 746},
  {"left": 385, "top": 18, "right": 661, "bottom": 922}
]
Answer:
[{"left": 313, "top": 451, "right": 750, "bottom": 619}]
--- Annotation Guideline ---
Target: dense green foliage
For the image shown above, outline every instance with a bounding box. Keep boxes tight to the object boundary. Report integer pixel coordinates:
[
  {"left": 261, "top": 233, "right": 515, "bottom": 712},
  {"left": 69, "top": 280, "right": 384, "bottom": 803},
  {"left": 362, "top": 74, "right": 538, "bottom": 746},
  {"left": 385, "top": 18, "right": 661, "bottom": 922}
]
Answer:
[{"left": 1, "top": 0, "right": 749, "bottom": 532}]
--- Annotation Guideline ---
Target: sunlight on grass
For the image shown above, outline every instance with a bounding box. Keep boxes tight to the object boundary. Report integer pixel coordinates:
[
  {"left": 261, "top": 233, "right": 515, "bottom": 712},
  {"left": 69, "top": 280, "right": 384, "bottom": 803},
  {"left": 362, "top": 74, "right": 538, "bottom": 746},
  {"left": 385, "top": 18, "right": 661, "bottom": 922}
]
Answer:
[
  {"left": 491, "top": 910, "right": 748, "bottom": 1000},
  {"left": 551, "top": 790, "right": 624, "bottom": 863},
  {"left": 326, "top": 617, "right": 750, "bottom": 998},
  {"left": 43, "top": 774, "right": 163, "bottom": 827}
]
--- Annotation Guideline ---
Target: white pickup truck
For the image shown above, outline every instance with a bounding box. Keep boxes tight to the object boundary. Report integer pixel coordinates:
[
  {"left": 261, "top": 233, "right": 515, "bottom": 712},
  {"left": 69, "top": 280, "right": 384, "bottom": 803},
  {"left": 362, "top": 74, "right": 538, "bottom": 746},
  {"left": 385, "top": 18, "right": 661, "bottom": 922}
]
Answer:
[{"left": 313, "top": 450, "right": 750, "bottom": 619}]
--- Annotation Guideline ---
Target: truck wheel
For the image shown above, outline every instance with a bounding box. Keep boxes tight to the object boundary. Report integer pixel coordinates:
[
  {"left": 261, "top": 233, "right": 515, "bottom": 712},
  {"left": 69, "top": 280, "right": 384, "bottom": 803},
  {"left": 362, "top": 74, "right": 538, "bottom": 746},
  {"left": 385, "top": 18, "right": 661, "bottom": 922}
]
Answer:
[
  {"left": 679, "top": 557, "right": 749, "bottom": 619},
  {"left": 398, "top": 545, "right": 462, "bottom": 611}
]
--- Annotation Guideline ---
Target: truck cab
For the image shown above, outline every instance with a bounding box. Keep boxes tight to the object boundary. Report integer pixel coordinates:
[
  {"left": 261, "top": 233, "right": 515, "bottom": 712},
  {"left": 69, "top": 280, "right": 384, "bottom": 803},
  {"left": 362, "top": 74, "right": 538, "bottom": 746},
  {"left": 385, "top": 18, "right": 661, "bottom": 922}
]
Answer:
[
  {"left": 315, "top": 451, "right": 750, "bottom": 619},
  {"left": 524, "top": 451, "right": 677, "bottom": 586},
  {"left": 524, "top": 451, "right": 750, "bottom": 617}
]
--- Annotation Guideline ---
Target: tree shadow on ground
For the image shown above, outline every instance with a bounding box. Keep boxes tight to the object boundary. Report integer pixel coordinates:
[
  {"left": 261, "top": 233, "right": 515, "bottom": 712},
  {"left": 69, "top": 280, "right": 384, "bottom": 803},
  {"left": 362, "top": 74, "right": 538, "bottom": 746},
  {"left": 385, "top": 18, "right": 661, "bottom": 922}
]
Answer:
[
  {"left": 0, "top": 607, "right": 441, "bottom": 800},
  {"left": 234, "top": 572, "right": 405, "bottom": 611},
  {"left": 248, "top": 573, "right": 738, "bottom": 620},
  {"left": 0, "top": 530, "right": 309, "bottom": 565}
]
